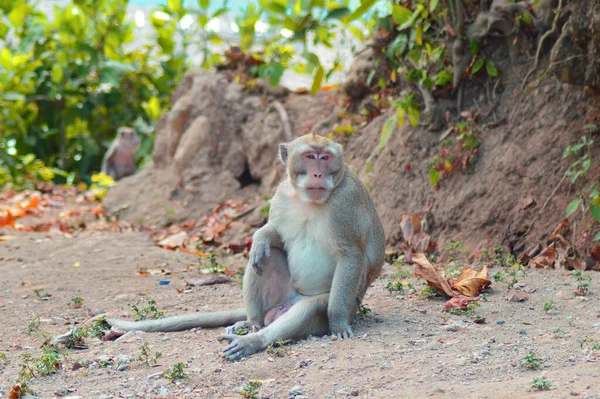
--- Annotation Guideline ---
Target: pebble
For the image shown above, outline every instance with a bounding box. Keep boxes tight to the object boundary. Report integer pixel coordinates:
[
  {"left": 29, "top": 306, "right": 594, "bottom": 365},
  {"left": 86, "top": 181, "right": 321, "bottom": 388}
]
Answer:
[
  {"left": 519, "top": 329, "right": 527, "bottom": 335},
  {"left": 117, "top": 363, "right": 129, "bottom": 371},
  {"left": 380, "top": 362, "right": 390, "bottom": 370},
  {"left": 56, "top": 387, "right": 69, "bottom": 396},
  {"left": 591, "top": 323, "right": 600, "bottom": 329},
  {"left": 496, "top": 320, "right": 505, "bottom": 325},
  {"left": 297, "top": 371, "right": 306, "bottom": 378},
  {"left": 289, "top": 386, "right": 303, "bottom": 397},
  {"left": 443, "top": 324, "right": 462, "bottom": 332}
]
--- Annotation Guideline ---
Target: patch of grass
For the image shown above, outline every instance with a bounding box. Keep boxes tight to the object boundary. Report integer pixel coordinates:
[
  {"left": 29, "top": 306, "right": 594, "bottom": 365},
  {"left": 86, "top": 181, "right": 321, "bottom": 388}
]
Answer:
[
  {"left": 162, "top": 362, "right": 187, "bottom": 382},
  {"left": 529, "top": 377, "right": 554, "bottom": 391},
  {"left": 543, "top": 300, "right": 556, "bottom": 312},
  {"left": 240, "top": 381, "right": 262, "bottom": 399},
  {"left": 520, "top": 351, "right": 544, "bottom": 369},
  {"left": 266, "top": 339, "right": 292, "bottom": 357},
  {"left": 137, "top": 342, "right": 162, "bottom": 365},
  {"left": 70, "top": 296, "right": 84, "bottom": 308},
  {"left": 88, "top": 317, "right": 112, "bottom": 338},
  {"left": 420, "top": 286, "right": 440, "bottom": 298},
  {"left": 551, "top": 328, "right": 566, "bottom": 338},
  {"left": 492, "top": 263, "right": 526, "bottom": 289},
  {"left": 131, "top": 299, "right": 165, "bottom": 321},
  {"left": 448, "top": 301, "right": 482, "bottom": 320},
  {"left": 357, "top": 304, "right": 372, "bottom": 318},
  {"left": 97, "top": 359, "right": 114, "bottom": 368},
  {"left": 25, "top": 316, "right": 41, "bottom": 335},
  {"left": 572, "top": 270, "right": 591, "bottom": 295}
]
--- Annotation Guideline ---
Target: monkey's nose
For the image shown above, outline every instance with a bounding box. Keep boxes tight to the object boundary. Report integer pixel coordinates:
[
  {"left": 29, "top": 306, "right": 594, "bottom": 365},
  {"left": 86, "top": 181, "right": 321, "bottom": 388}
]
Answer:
[{"left": 314, "top": 173, "right": 322, "bottom": 178}]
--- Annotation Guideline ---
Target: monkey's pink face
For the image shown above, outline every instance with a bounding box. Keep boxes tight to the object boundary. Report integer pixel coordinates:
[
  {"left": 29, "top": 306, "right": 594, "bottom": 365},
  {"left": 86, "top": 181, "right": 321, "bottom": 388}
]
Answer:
[{"left": 296, "top": 151, "right": 337, "bottom": 202}]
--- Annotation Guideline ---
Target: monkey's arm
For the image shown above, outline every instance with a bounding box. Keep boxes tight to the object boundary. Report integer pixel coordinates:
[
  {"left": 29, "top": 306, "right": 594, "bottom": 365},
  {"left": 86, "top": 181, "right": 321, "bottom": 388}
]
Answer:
[
  {"left": 249, "top": 223, "right": 283, "bottom": 275},
  {"left": 107, "top": 308, "right": 246, "bottom": 332},
  {"left": 101, "top": 143, "right": 117, "bottom": 176},
  {"left": 328, "top": 244, "right": 365, "bottom": 338}
]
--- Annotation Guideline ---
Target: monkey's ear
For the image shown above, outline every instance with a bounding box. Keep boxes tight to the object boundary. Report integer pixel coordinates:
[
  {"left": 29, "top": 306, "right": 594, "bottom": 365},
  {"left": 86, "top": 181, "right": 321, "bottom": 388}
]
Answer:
[{"left": 279, "top": 143, "right": 289, "bottom": 165}]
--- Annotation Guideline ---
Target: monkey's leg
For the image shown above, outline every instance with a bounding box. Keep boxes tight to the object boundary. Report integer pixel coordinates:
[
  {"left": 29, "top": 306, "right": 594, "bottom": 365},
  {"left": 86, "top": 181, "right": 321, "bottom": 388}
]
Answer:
[
  {"left": 219, "top": 294, "right": 330, "bottom": 361},
  {"left": 225, "top": 248, "right": 293, "bottom": 334}
]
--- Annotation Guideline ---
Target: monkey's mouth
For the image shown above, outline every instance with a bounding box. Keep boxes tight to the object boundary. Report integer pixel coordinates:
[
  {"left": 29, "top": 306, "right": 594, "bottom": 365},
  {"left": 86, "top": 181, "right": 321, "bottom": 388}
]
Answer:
[{"left": 306, "top": 187, "right": 327, "bottom": 200}]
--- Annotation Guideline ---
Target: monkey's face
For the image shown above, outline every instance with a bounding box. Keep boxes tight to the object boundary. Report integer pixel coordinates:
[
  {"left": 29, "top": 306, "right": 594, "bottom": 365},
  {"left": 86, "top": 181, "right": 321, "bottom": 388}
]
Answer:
[
  {"left": 117, "top": 128, "right": 140, "bottom": 148},
  {"left": 294, "top": 149, "right": 341, "bottom": 202}
]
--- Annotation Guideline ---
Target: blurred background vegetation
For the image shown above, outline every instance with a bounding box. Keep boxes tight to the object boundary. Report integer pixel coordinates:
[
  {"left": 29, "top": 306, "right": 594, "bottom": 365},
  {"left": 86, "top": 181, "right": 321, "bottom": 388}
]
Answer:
[{"left": 0, "top": 0, "right": 385, "bottom": 188}]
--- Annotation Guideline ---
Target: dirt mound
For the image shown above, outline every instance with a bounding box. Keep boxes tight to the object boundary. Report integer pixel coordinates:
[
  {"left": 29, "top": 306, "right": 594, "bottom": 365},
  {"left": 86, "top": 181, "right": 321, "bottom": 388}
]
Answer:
[{"left": 104, "top": 9, "right": 599, "bottom": 258}]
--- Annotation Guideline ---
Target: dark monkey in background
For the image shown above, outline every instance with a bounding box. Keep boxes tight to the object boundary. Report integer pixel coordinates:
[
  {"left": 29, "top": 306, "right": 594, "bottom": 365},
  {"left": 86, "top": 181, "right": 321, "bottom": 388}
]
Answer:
[
  {"left": 109, "top": 133, "right": 385, "bottom": 361},
  {"left": 101, "top": 127, "right": 140, "bottom": 181}
]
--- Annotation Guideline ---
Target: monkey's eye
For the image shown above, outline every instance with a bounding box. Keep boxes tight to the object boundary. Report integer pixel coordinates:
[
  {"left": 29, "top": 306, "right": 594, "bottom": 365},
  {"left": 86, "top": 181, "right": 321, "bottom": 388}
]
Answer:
[
  {"left": 307, "top": 154, "right": 316, "bottom": 160},
  {"left": 320, "top": 155, "right": 329, "bottom": 160}
]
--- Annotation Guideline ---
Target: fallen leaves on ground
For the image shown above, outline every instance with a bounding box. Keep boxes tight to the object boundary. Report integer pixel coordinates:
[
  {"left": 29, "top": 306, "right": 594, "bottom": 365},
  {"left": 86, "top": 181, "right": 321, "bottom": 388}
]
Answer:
[
  {"left": 451, "top": 266, "right": 491, "bottom": 297},
  {"left": 444, "top": 295, "right": 479, "bottom": 312},
  {"left": 413, "top": 253, "right": 491, "bottom": 298},
  {"left": 505, "top": 288, "right": 528, "bottom": 302},
  {"left": 529, "top": 246, "right": 558, "bottom": 268},
  {"left": 400, "top": 215, "right": 436, "bottom": 263},
  {"left": 413, "top": 253, "right": 461, "bottom": 297}
]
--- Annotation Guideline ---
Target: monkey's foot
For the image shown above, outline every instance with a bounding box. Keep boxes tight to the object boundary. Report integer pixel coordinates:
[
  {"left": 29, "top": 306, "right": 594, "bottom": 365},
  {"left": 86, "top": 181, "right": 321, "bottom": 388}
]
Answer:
[
  {"left": 330, "top": 322, "right": 355, "bottom": 339},
  {"left": 218, "top": 333, "right": 266, "bottom": 361},
  {"left": 224, "top": 320, "right": 258, "bottom": 335}
]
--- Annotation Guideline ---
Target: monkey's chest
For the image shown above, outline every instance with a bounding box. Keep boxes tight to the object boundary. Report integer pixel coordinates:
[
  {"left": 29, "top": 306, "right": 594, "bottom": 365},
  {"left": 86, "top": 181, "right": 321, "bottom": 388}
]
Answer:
[{"left": 282, "top": 222, "right": 337, "bottom": 296}]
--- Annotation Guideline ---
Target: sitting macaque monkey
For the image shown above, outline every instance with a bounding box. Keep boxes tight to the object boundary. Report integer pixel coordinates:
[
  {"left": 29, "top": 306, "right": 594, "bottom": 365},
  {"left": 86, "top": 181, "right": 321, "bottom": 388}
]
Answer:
[
  {"left": 101, "top": 127, "right": 140, "bottom": 180},
  {"left": 108, "top": 133, "right": 385, "bottom": 361}
]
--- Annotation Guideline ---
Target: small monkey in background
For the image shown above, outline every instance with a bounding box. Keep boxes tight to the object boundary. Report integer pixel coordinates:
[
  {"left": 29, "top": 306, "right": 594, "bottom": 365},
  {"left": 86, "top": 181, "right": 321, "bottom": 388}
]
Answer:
[
  {"left": 101, "top": 127, "right": 140, "bottom": 180},
  {"left": 108, "top": 133, "right": 385, "bottom": 361}
]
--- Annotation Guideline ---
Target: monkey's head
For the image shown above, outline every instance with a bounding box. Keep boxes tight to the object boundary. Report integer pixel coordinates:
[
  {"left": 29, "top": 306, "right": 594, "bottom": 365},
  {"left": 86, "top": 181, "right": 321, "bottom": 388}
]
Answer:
[
  {"left": 279, "top": 133, "right": 345, "bottom": 204},
  {"left": 117, "top": 127, "right": 140, "bottom": 148}
]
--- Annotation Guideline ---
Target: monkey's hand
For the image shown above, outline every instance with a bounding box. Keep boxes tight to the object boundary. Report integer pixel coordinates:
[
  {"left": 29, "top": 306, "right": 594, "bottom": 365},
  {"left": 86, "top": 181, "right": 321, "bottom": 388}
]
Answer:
[
  {"left": 218, "top": 333, "right": 266, "bottom": 361},
  {"left": 329, "top": 321, "right": 354, "bottom": 340},
  {"left": 249, "top": 233, "right": 271, "bottom": 276}
]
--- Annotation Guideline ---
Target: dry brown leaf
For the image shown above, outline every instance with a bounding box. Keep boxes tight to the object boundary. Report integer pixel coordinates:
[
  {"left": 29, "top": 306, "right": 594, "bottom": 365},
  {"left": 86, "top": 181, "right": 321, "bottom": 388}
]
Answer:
[
  {"left": 413, "top": 253, "right": 460, "bottom": 297},
  {"left": 548, "top": 219, "right": 569, "bottom": 242},
  {"left": 158, "top": 231, "right": 188, "bottom": 248},
  {"left": 505, "top": 288, "right": 528, "bottom": 302},
  {"left": 519, "top": 195, "right": 536, "bottom": 210},
  {"left": 0, "top": 210, "right": 15, "bottom": 228},
  {"left": 400, "top": 215, "right": 432, "bottom": 263},
  {"left": 451, "top": 266, "right": 491, "bottom": 297},
  {"left": 444, "top": 295, "right": 479, "bottom": 311},
  {"left": 529, "top": 246, "right": 558, "bottom": 268}
]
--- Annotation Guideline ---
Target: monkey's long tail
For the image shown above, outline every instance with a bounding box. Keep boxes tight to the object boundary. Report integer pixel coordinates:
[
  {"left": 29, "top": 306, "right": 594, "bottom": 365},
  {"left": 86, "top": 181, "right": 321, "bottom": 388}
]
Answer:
[{"left": 107, "top": 309, "right": 246, "bottom": 332}]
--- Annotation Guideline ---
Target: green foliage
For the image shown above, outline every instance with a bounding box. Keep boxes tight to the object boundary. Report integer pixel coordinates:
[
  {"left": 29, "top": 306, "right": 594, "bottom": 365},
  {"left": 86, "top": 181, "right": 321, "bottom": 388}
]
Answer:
[
  {"left": 427, "top": 121, "right": 480, "bottom": 187},
  {"left": 572, "top": 270, "right": 591, "bottom": 295},
  {"left": 529, "top": 377, "right": 554, "bottom": 391},
  {"left": 162, "top": 362, "right": 187, "bottom": 382},
  {"left": 492, "top": 263, "right": 526, "bottom": 289},
  {"left": 520, "top": 351, "right": 544, "bottom": 369},
  {"left": 542, "top": 300, "right": 556, "bottom": 312},
  {"left": 240, "top": 381, "right": 262, "bottom": 399},
  {"left": 131, "top": 298, "right": 165, "bottom": 321},
  {"left": 87, "top": 316, "right": 112, "bottom": 338},
  {"left": 448, "top": 300, "right": 481, "bottom": 319},
  {"left": 563, "top": 135, "right": 600, "bottom": 223},
  {"left": 0, "top": 0, "right": 173, "bottom": 184},
  {"left": 137, "top": 342, "right": 162, "bottom": 365}
]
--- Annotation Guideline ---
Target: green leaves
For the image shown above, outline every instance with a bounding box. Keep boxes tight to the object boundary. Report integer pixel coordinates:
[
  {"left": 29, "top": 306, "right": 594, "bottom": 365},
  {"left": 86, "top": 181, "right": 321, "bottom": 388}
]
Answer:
[
  {"left": 325, "top": 7, "right": 350, "bottom": 20},
  {"left": 8, "top": 2, "right": 27, "bottom": 30},
  {"left": 259, "top": 61, "right": 284, "bottom": 87},
  {"left": 485, "top": 60, "right": 498, "bottom": 78},
  {"left": 471, "top": 59, "right": 485, "bottom": 75},
  {"left": 566, "top": 198, "right": 581, "bottom": 217},
  {"left": 380, "top": 115, "right": 397, "bottom": 150},
  {"left": 392, "top": 5, "right": 411, "bottom": 26},
  {"left": 310, "top": 65, "right": 325, "bottom": 95},
  {"left": 592, "top": 205, "right": 600, "bottom": 223}
]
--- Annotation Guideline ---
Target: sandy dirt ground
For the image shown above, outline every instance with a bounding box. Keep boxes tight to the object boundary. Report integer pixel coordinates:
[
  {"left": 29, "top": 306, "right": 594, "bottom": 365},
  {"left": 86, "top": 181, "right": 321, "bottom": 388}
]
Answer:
[{"left": 1, "top": 228, "right": 600, "bottom": 399}]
